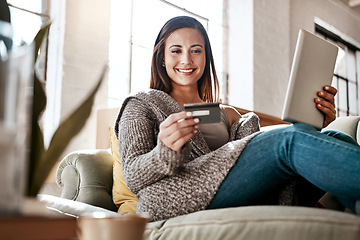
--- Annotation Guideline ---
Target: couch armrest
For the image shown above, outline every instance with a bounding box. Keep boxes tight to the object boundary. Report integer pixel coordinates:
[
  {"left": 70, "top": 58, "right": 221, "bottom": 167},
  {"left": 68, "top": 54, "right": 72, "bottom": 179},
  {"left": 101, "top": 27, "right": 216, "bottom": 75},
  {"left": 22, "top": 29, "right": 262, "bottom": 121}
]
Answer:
[
  {"left": 322, "top": 116, "right": 360, "bottom": 145},
  {"left": 56, "top": 149, "right": 118, "bottom": 212},
  {"left": 37, "top": 194, "right": 119, "bottom": 217}
]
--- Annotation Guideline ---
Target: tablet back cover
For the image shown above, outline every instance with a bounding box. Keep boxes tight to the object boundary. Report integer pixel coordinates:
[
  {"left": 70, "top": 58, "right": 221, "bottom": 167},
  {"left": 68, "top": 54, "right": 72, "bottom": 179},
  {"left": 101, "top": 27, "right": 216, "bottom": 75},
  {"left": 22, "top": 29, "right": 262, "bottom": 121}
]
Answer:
[{"left": 281, "top": 29, "right": 338, "bottom": 129}]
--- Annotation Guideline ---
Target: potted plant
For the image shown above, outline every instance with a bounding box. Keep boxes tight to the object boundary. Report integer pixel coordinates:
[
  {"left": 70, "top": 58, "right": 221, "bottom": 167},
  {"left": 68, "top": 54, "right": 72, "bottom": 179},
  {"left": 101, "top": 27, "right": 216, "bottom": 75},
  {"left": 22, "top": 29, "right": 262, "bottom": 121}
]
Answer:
[{"left": 0, "top": 0, "right": 106, "bottom": 199}]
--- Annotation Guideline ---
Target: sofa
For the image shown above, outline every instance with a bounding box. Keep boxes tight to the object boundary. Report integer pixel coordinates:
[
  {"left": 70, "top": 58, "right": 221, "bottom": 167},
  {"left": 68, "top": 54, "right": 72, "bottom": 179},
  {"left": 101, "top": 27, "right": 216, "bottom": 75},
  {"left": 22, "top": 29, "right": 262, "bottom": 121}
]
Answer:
[{"left": 38, "top": 114, "right": 360, "bottom": 240}]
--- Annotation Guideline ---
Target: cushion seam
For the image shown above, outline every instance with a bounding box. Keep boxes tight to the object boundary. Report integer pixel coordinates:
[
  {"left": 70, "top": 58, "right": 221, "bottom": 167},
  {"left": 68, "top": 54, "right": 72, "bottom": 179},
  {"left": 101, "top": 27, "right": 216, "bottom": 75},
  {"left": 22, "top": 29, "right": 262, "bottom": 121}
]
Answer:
[{"left": 149, "top": 216, "right": 360, "bottom": 233}]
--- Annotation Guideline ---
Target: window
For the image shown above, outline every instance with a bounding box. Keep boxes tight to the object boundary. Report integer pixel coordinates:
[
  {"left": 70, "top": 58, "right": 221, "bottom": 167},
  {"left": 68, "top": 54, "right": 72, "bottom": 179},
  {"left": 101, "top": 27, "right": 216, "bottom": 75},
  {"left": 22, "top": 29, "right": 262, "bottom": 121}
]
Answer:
[
  {"left": 7, "top": 0, "right": 62, "bottom": 146},
  {"left": 316, "top": 24, "right": 360, "bottom": 117},
  {"left": 7, "top": 0, "right": 44, "bottom": 42},
  {"left": 7, "top": 0, "right": 50, "bottom": 83},
  {"left": 108, "top": 0, "right": 225, "bottom": 107}
]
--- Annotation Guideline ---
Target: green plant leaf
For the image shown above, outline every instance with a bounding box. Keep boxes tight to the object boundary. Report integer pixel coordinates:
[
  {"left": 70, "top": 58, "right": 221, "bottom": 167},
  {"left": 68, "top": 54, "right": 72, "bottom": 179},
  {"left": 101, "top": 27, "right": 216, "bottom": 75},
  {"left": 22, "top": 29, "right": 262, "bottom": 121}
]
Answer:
[
  {"left": 27, "top": 66, "right": 108, "bottom": 196},
  {"left": 31, "top": 21, "right": 51, "bottom": 127},
  {"left": 33, "top": 21, "right": 51, "bottom": 63},
  {"left": 28, "top": 22, "right": 50, "bottom": 196}
]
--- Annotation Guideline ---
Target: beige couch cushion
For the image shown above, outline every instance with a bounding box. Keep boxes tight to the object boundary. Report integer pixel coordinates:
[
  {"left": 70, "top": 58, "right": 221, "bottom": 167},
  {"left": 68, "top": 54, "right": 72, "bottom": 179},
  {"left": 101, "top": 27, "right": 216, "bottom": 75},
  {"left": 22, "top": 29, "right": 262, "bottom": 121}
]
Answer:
[
  {"left": 39, "top": 194, "right": 360, "bottom": 240},
  {"left": 145, "top": 206, "right": 360, "bottom": 240}
]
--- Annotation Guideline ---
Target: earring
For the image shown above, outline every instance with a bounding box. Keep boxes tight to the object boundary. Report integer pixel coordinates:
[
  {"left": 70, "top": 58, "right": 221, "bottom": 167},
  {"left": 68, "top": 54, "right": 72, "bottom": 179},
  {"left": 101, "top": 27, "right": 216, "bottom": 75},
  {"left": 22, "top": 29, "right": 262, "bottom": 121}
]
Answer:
[{"left": 162, "top": 62, "right": 165, "bottom": 67}]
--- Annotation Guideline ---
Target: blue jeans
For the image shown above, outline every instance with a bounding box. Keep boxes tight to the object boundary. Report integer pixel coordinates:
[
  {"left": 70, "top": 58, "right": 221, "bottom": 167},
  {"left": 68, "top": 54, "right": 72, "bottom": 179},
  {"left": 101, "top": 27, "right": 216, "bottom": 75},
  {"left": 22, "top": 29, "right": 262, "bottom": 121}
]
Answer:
[{"left": 207, "top": 123, "right": 360, "bottom": 213}]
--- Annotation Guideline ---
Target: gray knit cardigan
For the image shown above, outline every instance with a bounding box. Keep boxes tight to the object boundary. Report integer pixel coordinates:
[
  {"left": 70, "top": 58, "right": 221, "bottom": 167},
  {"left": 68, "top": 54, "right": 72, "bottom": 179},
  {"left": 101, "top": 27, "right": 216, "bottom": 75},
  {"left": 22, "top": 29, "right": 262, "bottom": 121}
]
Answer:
[{"left": 114, "top": 89, "right": 263, "bottom": 221}]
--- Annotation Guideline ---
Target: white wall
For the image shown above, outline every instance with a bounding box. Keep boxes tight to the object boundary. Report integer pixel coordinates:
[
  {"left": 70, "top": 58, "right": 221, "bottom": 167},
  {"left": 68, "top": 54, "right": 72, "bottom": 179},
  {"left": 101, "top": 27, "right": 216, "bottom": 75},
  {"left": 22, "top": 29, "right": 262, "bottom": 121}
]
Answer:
[
  {"left": 227, "top": 0, "right": 254, "bottom": 111},
  {"left": 253, "top": 0, "right": 291, "bottom": 117},
  {"left": 227, "top": 0, "right": 360, "bottom": 117},
  {"left": 291, "top": 0, "right": 360, "bottom": 52},
  {"left": 61, "top": 0, "right": 110, "bottom": 149},
  {"left": 45, "top": 0, "right": 111, "bottom": 183}
]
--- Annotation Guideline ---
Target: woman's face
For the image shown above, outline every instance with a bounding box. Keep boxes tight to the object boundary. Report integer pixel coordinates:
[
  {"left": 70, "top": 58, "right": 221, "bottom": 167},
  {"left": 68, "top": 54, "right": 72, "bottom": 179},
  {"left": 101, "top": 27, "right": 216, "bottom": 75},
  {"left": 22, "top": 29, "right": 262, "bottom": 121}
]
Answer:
[{"left": 164, "top": 28, "right": 206, "bottom": 89}]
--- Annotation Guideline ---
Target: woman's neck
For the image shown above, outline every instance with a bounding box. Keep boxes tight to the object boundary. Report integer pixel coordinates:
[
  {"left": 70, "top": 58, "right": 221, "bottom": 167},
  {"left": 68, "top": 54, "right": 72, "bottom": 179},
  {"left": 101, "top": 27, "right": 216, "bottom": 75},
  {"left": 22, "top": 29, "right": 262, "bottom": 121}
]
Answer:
[{"left": 170, "top": 87, "right": 204, "bottom": 108}]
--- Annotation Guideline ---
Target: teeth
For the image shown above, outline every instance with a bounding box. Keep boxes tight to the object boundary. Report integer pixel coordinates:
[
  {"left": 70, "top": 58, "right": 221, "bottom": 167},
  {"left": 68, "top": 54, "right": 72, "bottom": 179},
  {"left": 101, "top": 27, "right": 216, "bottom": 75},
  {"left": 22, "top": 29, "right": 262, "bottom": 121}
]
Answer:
[{"left": 178, "top": 69, "right": 194, "bottom": 73}]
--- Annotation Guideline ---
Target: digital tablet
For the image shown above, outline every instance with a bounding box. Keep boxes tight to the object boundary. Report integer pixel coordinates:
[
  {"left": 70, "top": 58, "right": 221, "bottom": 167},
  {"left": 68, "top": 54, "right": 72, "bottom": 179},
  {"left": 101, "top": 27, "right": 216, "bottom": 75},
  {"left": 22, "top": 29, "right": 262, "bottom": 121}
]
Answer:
[{"left": 281, "top": 29, "right": 338, "bottom": 129}]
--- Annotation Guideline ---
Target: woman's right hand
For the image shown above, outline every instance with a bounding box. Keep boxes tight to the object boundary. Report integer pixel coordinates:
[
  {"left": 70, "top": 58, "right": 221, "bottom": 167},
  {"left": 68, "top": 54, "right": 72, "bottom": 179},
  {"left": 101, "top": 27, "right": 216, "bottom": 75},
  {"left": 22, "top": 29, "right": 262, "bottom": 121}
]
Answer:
[{"left": 158, "top": 112, "right": 199, "bottom": 152}]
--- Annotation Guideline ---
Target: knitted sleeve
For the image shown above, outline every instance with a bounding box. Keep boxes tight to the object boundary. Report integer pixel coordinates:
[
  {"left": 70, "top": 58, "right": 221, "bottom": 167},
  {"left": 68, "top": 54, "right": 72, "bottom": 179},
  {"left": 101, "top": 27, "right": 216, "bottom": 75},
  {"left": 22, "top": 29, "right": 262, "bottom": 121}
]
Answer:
[
  {"left": 118, "top": 98, "right": 191, "bottom": 195},
  {"left": 229, "top": 112, "right": 261, "bottom": 141}
]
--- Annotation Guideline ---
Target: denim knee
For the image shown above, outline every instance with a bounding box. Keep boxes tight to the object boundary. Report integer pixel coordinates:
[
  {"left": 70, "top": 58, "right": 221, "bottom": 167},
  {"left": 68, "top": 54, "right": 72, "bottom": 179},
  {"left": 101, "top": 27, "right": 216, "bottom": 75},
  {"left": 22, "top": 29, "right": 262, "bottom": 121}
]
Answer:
[
  {"left": 322, "top": 130, "right": 358, "bottom": 146},
  {"left": 283, "top": 124, "right": 358, "bottom": 146}
]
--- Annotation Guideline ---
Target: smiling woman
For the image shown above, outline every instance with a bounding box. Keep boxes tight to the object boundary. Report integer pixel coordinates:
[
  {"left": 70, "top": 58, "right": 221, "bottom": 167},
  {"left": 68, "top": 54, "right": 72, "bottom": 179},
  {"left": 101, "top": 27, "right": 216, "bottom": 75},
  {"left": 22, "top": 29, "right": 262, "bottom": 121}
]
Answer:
[
  {"left": 108, "top": 0, "right": 225, "bottom": 107},
  {"left": 150, "top": 17, "right": 219, "bottom": 104},
  {"left": 112, "top": 15, "right": 360, "bottom": 223}
]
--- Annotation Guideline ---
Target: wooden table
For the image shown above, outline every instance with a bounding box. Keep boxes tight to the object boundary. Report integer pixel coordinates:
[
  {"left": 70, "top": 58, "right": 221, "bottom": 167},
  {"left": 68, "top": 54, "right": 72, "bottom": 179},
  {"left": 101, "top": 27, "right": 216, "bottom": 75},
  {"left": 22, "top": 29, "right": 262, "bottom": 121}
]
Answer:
[{"left": 0, "top": 214, "right": 77, "bottom": 240}]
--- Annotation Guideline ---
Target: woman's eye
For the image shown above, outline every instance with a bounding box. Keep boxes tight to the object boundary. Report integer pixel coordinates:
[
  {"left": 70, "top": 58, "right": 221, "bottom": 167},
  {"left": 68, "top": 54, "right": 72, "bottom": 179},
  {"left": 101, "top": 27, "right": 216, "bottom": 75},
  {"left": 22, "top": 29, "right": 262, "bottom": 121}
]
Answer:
[
  {"left": 171, "top": 50, "right": 181, "bottom": 54},
  {"left": 192, "top": 49, "right": 202, "bottom": 54}
]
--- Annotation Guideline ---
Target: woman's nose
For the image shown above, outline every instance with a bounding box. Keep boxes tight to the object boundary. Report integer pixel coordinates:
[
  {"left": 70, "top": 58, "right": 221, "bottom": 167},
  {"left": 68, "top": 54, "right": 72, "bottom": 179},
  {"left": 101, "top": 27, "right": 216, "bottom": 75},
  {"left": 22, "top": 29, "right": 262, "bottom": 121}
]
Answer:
[{"left": 180, "top": 52, "right": 192, "bottom": 65}]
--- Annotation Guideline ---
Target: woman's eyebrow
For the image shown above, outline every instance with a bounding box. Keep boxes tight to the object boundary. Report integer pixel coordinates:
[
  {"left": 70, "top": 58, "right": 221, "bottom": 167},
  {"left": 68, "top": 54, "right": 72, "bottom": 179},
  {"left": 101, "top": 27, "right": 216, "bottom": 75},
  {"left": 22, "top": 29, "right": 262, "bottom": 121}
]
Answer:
[
  {"left": 168, "top": 44, "right": 203, "bottom": 48},
  {"left": 169, "top": 44, "right": 182, "bottom": 48}
]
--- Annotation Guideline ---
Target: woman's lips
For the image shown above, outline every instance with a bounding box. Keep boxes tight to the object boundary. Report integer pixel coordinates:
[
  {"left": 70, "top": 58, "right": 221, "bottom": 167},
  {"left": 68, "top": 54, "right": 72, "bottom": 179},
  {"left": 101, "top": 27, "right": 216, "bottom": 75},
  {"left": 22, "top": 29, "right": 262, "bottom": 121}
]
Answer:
[{"left": 177, "top": 68, "right": 195, "bottom": 74}]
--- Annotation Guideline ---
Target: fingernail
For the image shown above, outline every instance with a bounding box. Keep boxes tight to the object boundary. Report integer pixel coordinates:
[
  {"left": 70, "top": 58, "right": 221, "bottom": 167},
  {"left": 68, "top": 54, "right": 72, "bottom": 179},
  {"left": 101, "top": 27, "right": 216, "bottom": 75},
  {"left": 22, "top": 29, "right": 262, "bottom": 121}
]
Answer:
[
  {"left": 194, "top": 125, "right": 199, "bottom": 129},
  {"left": 194, "top": 130, "right": 198, "bottom": 134},
  {"left": 186, "top": 112, "right": 192, "bottom": 117},
  {"left": 194, "top": 118, "right": 200, "bottom": 123},
  {"left": 324, "top": 86, "right": 329, "bottom": 90}
]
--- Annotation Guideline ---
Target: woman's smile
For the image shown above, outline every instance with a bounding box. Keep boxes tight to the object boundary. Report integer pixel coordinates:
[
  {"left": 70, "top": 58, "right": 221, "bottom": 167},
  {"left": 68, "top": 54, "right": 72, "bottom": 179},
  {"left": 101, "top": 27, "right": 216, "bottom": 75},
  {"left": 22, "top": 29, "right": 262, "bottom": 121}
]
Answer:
[{"left": 177, "top": 68, "right": 196, "bottom": 74}]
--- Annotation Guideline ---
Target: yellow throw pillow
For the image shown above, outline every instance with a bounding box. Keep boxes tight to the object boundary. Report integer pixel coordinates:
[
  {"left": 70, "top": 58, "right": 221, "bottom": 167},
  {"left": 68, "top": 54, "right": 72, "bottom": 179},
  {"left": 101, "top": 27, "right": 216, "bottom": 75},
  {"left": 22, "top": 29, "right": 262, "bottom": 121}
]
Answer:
[{"left": 110, "top": 128, "right": 138, "bottom": 214}]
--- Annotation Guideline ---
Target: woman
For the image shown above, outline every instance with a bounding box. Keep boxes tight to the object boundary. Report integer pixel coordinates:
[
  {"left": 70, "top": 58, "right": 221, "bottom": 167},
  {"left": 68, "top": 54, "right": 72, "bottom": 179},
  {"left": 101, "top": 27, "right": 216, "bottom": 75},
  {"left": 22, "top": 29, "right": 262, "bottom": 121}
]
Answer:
[{"left": 114, "top": 16, "right": 360, "bottom": 222}]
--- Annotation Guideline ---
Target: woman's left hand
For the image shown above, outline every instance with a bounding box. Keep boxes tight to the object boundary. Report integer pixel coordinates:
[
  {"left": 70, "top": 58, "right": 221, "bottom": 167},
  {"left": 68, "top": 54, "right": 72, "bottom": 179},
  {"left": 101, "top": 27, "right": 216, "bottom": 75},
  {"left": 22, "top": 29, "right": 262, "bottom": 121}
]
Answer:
[{"left": 314, "top": 85, "right": 337, "bottom": 128}]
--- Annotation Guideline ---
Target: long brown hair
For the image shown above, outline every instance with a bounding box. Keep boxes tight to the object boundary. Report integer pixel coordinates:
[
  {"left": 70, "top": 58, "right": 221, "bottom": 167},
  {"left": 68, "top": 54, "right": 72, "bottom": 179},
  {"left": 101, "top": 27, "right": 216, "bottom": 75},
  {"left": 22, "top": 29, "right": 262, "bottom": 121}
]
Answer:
[{"left": 150, "top": 16, "right": 219, "bottom": 103}]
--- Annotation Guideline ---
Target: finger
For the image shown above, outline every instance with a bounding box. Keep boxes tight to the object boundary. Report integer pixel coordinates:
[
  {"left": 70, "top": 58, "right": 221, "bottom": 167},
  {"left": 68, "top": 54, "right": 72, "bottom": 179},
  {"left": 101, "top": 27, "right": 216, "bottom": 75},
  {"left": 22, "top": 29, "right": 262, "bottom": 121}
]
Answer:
[
  {"left": 317, "top": 91, "right": 335, "bottom": 105},
  {"left": 160, "top": 112, "right": 192, "bottom": 129},
  {"left": 163, "top": 126, "right": 197, "bottom": 151},
  {"left": 159, "top": 115, "right": 198, "bottom": 149},
  {"left": 323, "top": 85, "right": 338, "bottom": 95},
  {"left": 171, "top": 130, "right": 198, "bottom": 151},
  {"left": 316, "top": 102, "right": 336, "bottom": 120},
  {"left": 314, "top": 98, "right": 336, "bottom": 113},
  {"left": 317, "top": 85, "right": 337, "bottom": 104},
  {"left": 161, "top": 117, "right": 199, "bottom": 138},
  {"left": 166, "top": 124, "right": 198, "bottom": 145}
]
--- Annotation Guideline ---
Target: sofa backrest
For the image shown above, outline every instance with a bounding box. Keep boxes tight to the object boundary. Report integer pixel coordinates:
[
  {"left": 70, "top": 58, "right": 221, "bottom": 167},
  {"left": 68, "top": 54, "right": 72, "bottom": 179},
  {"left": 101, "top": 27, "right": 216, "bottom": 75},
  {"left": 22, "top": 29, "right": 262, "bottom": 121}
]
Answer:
[{"left": 96, "top": 108, "right": 119, "bottom": 149}]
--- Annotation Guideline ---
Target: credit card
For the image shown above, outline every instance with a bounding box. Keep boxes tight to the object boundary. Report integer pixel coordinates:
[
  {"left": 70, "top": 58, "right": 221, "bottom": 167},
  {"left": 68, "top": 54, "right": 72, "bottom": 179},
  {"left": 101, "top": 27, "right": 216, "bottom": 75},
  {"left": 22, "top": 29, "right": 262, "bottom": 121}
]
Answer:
[{"left": 184, "top": 102, "right": 221, "bottom": 124}]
